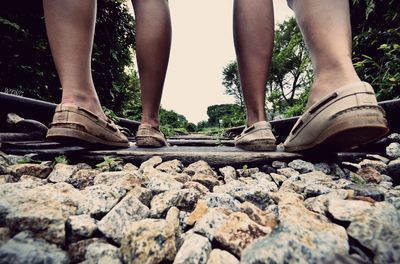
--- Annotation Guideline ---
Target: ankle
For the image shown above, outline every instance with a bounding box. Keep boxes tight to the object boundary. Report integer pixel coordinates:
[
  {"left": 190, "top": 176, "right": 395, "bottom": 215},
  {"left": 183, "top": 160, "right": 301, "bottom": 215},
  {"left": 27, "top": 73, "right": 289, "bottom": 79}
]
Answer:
[
  {"left": 61, "top": 93, "right": 106, "bottom": 119},
  {"left": 141, "top": 117, "right": 160, "bottom": 128},
  {"left": 306, "top": 71, "right": 361, "bottom": 109}
]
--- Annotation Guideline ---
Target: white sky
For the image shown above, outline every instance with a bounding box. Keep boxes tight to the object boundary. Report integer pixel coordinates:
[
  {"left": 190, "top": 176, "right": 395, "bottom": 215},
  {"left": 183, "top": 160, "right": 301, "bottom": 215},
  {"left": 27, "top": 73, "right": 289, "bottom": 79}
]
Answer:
[{"left": 128, "top": 0, "right": 293, "bottom": 123}]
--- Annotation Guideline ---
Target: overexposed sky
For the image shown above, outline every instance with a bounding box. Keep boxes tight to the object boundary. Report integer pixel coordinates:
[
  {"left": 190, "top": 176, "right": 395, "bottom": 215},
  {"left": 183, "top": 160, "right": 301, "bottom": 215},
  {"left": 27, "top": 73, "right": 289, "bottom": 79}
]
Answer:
[{"left": 128, "top": 0, "right": 293, "bottom": 123}]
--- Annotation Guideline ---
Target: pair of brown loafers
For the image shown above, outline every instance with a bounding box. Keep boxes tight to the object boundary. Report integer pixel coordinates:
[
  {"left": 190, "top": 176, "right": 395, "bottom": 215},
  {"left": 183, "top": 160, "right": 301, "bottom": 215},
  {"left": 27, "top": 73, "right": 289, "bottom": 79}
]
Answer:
[
  {"left": 235, "top": 82, "right": 389, "bottom": 152},
  {"left": 46, "top": 104, "right": 167, "bottom": 148}
]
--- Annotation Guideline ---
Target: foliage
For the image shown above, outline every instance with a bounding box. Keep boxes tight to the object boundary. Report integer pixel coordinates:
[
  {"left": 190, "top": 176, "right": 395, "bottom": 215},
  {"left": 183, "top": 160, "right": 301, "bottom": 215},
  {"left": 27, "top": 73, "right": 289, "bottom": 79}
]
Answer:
[
  {"left": 351, "top": 0, "right": 400, "bottom": 100},
  {"left": 206, "top": 104, "right": 245, "bottom": 128},
  {"left": 222, "top": 61, "right": 244, "bottom": 109},
  {"left": 54, "top": 155, "right": 69, "bottom": 165},
  {"left": 222, "top": 18, "right": 312, "bottom": 120},
  {"left": 0, "top": 0, "right": 141, "bottom": 117},
  {"left": 267, "top": 17, "right": 312, "bottom": 118},
  {"left": 95, "top": 156, "right": 123, "bottom": 171}
]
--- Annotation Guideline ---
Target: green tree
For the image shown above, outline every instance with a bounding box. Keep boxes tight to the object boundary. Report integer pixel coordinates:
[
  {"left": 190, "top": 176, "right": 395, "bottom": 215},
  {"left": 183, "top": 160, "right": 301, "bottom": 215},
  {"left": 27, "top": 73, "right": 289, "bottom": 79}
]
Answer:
[
  {"left": 350, "top": 0, "right": 400, "bottom": 100},
  {"left": 222, "top": 61, "right": 244, "bottom": 109},
  {"left": 0, "top": 0, "right": 141, "bottom": 118},
  {"left": 221, "top": 17, "right": 312, "bottom": 119},
  {"left": 206, "top": 104, "right": 245, "bottom": 128}
]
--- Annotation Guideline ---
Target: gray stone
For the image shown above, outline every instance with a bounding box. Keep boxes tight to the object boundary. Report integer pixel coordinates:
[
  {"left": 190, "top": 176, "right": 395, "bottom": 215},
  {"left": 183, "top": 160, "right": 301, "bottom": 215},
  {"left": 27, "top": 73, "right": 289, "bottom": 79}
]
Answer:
[
  {"left": 94, "top": 170, "right": 142, "bottom": 191},
  {"left": 236, "top": 167, "right": 259, "bottom": 178},
  {"left": 78, "top": 184, "right": 126, "bottom": 217},
  {"left": 331, "top": 163, "right": 347, "bottom": 179},
  {"left": 98, "top": 193, "right": 150, "bottom": 243},
  {"left": 344, "top": 184, "right": 385, "bottom": 201},
  {"left": 139, "top": 156, "right": 162, "bottom": 173},
  {"left": 173, "top": 233, "right": 211, "bottom": 264},
  {"left": 150, "top": 189, "right": 202, "bottom": 217},
  {"left": 68, "top": 238, "right": 106, "bottom": 263},
  {"left": 123, "top": 163, "right": 138, "bottom": 171},
  {"left": 203, "top": 193, "right": 240, "bottom": 212},
  {"left": 314, "top": 162, "right": 332, "bottom": 175},
  {"left": 374, "top": 240, "right": 400, "bottom": 264},
  {"left": 207, "top": 249, "right": 239, "bottom": 264},
  {"left": 328, "top": 199, "right": 400, "bottom": 258},
  {"left": 214, "top": 212, "right": 272, "bottom": 256},
  {"left": 129, "top": 186, "right": 153, "bottom": 207},
  {"left": 303, "top": 184, "right": 333, "bottom": 198},
  {"left": 304, "top": 189, "right": 349, "bottom": 216},
  {"left": 386, "top": 142, "right": 400, "bottom": 159},
  {"left": 184, "top": 160, "right": 215, "bottom": 177},
  {"left": 0, "top": 231, "right": 69, "bottom": 264},
  {"left": 239, "top": 202, "right": 278, "bottom": 228},
  {"left": 356, "top": 166, "right": 383, "bottom": 184},
  {"left": 146, "top": 175, "right": 183, "bottom": 194},
  {"left": 288, "top": 159, "right": 314, "bottom": 173},
  {"left": 359, "top": 159, "right": 387, "bottom": 174},
  {"left": 4, "top": 183, "right": 83, "bottom": 245},
  {"left": 156, "top": 159, "right": 184, "bottom": 174},
  {"left": 67, "top": 169, "right": 97, "bottom": 189},
  {"left": 47, "top": 163, "right": 79, "bottom": 183},
  {"left": 85, "top": 241, "right": 122, "bottom": 264},
  {"left": 271, "top": 161, "right": 287, "bottom": 169},
  {"left": 67, "top": 214, "right": 98, "bottom": 241},
  {"left": 387, "top": 159, "right": 400, "bottom": 185},
  {"left": 121, "top": 219, "right": 176, "bottom": 264},
  {"left": 0, "top": 227, "right": 11, "bottom": 247},
  {"left": 242, "top": 192, "right": 349, "bottom": 264},
  {"left": 8, "top": 163, "right": 52, "bottom": 180},
  {"left": 182, "top": 181, "right": 209, "bottom": 194},
  {"left": 276, "top": 167, "right": 300, "bottom": 178},
  {"left": 193, "top": 208, "right": 230, "bottom": 241},
  {"left": 260, "top": 164, "right": 276, "bottom": 174},
  {"left": 388, "top": 133, "right": 400, "bottom": 142},
  {"left": 270, "top": 173, "right": 287, "bottom": 186},
  {"left": 219, "top": 166, "right": 237, "bottom": 183},
  {"left": 192, "top": 173, "right": 220, "bottom": 190}
]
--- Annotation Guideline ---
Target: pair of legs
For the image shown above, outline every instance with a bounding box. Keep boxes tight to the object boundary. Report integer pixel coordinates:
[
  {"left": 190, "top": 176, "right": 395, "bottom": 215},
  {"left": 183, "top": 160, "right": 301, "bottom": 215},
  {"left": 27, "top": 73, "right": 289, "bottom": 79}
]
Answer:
[
  {"left": 43, "top": 0, "right": 170, "bottom": 128},
  {"left": 235, "top": 0, "right": 360, "bottom": 126},
  {"left": 44, "top": 0, "right": 361, "bottom": 143}
]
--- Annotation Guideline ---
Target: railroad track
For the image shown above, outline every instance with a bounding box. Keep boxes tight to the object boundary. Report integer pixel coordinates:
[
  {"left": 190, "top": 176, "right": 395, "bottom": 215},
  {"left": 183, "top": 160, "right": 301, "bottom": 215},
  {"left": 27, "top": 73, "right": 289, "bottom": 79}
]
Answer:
[{"left": 1, "top": 92, "right": 399, "bottom": 167}]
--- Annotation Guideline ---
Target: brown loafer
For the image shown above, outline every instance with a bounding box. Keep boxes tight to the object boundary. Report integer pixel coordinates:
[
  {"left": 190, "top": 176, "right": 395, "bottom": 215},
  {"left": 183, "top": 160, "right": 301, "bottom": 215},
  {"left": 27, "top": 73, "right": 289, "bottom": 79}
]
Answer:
[
  {"left": 136, "top": 124, "right": 168, "bottom": 148},
  {"left": 235, "top": 121, "right": 277, "bottom": 151},
  {"left": 284, "top": 82, "right": 389, "bottom": 152},
  {"left": 46, "top": 104, "right": 129, "bottom": 148}
]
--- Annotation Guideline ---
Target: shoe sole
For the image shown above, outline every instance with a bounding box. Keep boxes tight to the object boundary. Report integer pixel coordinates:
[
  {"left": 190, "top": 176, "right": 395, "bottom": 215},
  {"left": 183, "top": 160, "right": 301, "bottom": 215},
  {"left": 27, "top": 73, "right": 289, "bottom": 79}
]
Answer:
[
  {"left": 235, "top": 139, "right": 277, "bottom": 151},
  {"left": 47, "top": 127, "right": 129, "bottom": 148},
  {"left": 136, "top": 136, "right": 167, "bottom": 148},
  {"left": 285, "top": 114, "right": 389, "bottom": 152}
]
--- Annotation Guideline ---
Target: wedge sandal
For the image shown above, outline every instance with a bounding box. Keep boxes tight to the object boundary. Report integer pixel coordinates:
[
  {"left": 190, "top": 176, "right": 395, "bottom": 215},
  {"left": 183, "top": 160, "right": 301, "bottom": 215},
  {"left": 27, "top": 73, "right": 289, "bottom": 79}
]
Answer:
[
  {"left": 284, "top": 82, "right": 389, "bottom": 152},
  {"left": 136, "top": 124, "right": 168, "bottom": 148},
  {"left": 235, "top": 121, "right": 277, "bottom": 151},
  {"left": 46, "top": 104, "right": 129, "bottom": 148}
]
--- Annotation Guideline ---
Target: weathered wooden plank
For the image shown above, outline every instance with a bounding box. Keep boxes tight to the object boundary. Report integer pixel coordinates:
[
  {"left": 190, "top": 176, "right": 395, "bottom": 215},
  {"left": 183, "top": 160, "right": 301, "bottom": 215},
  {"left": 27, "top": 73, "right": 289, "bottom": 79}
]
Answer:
[
  {"left": 84, "top": 146, "right": 302, "bottom": 167},
  {"left": 168, "top": 139, "right": 234, "bottom": 147}
]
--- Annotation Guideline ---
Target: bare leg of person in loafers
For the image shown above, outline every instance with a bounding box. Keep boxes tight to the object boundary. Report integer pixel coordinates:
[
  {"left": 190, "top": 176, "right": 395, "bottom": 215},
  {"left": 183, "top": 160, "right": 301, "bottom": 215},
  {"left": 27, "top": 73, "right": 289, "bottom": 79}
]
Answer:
[
  {"left": 44, "top": 0, "right": 129, "bottom": 147},
  {"left": 233, "top": 0, "right": 277, "bottom": 151},
  {"left": 132, "top": 0, "right": 171, "bottom": 147},
  {"left": 284, "top": 0, "right": 388, "bottom": 152}
]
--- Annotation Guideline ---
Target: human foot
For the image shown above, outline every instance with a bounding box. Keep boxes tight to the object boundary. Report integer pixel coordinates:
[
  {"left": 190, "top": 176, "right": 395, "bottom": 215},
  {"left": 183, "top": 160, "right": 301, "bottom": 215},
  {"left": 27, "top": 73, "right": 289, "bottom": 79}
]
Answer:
[{"left": 284, "top": 82, "right": 389, "bottom": 152}]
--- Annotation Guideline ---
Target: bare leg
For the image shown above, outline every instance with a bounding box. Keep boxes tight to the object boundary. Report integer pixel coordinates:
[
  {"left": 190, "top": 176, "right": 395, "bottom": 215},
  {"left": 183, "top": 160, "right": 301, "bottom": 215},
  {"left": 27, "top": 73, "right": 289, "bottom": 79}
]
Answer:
[
  {"left": 233, "top": 0, "right": 274, "bottom": 127},
  {"left": 292, "top": 0, "right": 361, "bottom": 109},
  {"left": 132, "top": 0, "right": 172, "bottom": 128},
  {"left": 43, "top": 0, "right": 106, "bottom": 120}
]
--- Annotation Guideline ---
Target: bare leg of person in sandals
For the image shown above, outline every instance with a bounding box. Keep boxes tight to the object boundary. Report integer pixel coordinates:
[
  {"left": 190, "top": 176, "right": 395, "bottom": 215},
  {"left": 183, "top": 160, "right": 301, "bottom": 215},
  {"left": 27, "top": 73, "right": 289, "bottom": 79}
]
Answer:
[
  {"left": 44, "top": 0, "right": 129, "bottom": 148},
  {"left": 233, "top": 0, "right": 277, "bottom": 151},
  {"left": 284, "top": 0, "right": 388, "bottom": 152},
  {"left": 132, "top": 0, "right": 171, "bottom": 148}
]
